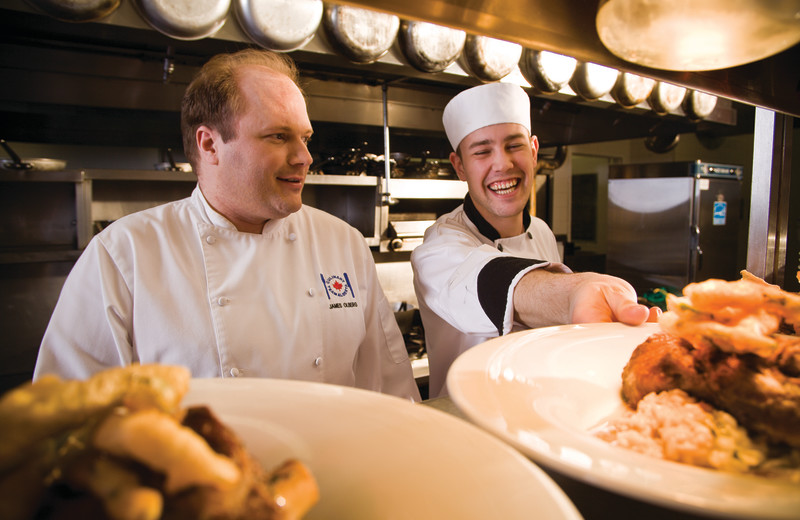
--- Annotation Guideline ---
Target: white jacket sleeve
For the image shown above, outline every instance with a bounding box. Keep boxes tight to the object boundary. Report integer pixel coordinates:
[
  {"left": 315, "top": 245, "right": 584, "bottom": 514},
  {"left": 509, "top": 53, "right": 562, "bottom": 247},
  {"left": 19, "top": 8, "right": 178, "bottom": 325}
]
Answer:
[
  {"left": 34, "top": 237, "right": 134, "bottom": 380},
  {"left": 411, "top": 220, "right": 545, "bottom": 336}
]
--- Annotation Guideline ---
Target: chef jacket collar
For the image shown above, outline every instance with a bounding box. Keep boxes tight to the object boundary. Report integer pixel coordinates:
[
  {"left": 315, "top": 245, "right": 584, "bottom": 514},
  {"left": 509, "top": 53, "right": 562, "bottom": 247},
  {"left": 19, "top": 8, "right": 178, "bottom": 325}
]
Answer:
[
  {"left": 463, "top": 194, "right": 532, "bottom": 242},
  {"left": 192, "top": 186, "right": 285, "bottom": 234}
]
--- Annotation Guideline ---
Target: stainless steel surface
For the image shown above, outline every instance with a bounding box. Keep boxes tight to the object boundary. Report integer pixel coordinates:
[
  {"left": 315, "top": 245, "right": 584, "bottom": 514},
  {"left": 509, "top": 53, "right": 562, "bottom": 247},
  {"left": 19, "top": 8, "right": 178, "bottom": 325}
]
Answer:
[
  {"left": 607, "top": 162, "right": 744, "bottom": 292},
  {"left": 398, "top": 20, "right": 465, "bottom": 73},
  {"left": 569, "top": 62, "right": 619, "bottom": 101},
  {"left": 460, "top": 34, "right": 522, "bottom": 82},
  {"left": 610, "top": 72, "right": 656, "bottom": 109},
  {"left": 234, "top": 0, "right": 322, "bottom": 52},
  {"left": 332, "top": 0, "right": 800, "bottom": 118},
  {"left": 595, "top": 0, "right": 800, "bottom": 71},
  {"left": 321, "top": 4, "right": 400, "bottom": 64},
  {"left": 746, "top": 108, "right": 794, "bottom": 284},
  {"left": 26, "top": 0, "right": 120, "bottom": 22},
  {"left": 133, "top": 0, "right": 231, "bottom": 40},
  {"left": 519, "top": 49, "right": 578, "bottom": 94}
]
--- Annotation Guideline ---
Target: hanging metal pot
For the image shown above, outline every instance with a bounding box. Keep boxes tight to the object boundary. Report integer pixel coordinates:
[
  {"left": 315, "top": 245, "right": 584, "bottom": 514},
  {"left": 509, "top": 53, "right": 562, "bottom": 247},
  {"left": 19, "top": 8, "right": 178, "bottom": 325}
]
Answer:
[
  {"left": 235, "top": 0, "right": 323, "bottom": 52},
  {"left": 519, "top": 49, "right": 577, "bottom": 94},
  {"left": 647, "top": 81, "right": 687, "bottom": 115},
  {"left": 569, "top": 61, "right": 619, "bottom": 100},
  {"left": 321, "top": 4, "right": 400, "bottom": 64},
  {"left": 133, "top": 0, "right": 231, "bottom": 40},
  {"left": 683, "top": 90, "right": 719, "bottom": 120},
  {"left": 610, "top": 72, "right": 656, "bottom": 108},
  {"left": 398, "top": 20, "right": 466, "bottom": 73},
  {"left": 460, "top": 35, "right": 522, "bottom": 82},
  {"left": 24, "top": 0, "right": 121, "bottom": 22}
]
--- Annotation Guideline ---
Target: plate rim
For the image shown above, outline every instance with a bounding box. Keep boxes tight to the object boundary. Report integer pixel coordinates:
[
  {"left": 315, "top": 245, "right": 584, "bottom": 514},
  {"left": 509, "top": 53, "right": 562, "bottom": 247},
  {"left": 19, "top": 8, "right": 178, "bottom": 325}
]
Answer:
[{"left": 447, "top": 322, "right": 800, "bottom": 520}]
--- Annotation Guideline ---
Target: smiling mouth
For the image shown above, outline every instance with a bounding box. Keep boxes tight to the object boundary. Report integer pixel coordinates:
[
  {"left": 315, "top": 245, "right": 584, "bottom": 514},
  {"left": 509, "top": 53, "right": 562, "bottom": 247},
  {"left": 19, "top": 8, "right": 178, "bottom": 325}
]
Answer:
[
  {"left": 278, "top": 176, "right": 303, "bottom": 184},
  {"left": 488, "top": 179, "right": 519, "bottom": 195}
]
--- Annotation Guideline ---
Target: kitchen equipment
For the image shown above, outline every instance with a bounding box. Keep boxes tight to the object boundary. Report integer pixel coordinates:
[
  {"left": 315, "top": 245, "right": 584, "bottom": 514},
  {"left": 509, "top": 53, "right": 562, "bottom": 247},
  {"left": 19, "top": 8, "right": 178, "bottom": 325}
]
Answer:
[
  {"left": 606, "top": 161, "right": 744, "bottom": 293},
  {"left": 24, "top": 0, "right": 120, "bottom": 22},
  {"left": 235, "top": 0, "right": 322, "bottom": 52},
  {"left": 321, "top": 4, "right": 399, "bottom": 64},
  {"left": 683, "top": 90, "right": 719, "bottom": 120},
  {"left": 133, "top": 0, "right": 230, "bottom": 40},
  {"left": 519, "top": 49, "right": 577, "bottom": 94},
  {"left": 647, "top": 81, "right": 687, "bottom": 114},
  {"left": 596, "top": 0, "right": 800, "bottom": 71},
  {"left": 569, "top": 61, "right": 619, "bottom": 100},
  {"left": 610, "top": 72, "right": 656, "bottom": 108},
  {"left": 154, "top": 148, "right": 192, "bottom": 172},
  {"left": 0, "top": 140, "right": 66, "bottom": 171},
  {"left": 460, "top": 35, "right": 522, "bottom": 82},
  {"left": 398, "top": 20, "right": 466, "bottom": 73}
]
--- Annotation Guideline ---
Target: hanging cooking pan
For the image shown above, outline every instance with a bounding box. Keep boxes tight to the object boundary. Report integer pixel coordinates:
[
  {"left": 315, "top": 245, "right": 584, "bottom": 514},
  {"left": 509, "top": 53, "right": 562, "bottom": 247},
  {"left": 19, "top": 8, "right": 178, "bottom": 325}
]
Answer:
[
  {"left": 683, "top": 89, "right": 718, "bottom": 120},
  {"left": 133, "top": 0, "right": 230, "bottom": 40},
  {"left": 25, "top": 0, "right": 121, "bottom": 22},
  {"left": 398, "top": 20, "right": 466, "bottom": 73},
  {"left": 647, "top": 81, "right": 687, "bottom": 115},
  {"left": 1, "top": 140, "right": 66, "bottom": 172},
  {"left": 321, "top": 4, "right": 400, "bottom": 64},
  {"left": 610, "top": 72, "right": 656, "bottom": 108},
  {"left": 569, "top": 61, "right": 619, "bottom": 100},
  {"left": 235, "top": 0, "right": 323, "bottom": 52},
  {"left": 519, "top": 49, "right": 577, "bottom": 94},
  {"left": 460, "top": 35, "right": 522, "bottom": 82}
]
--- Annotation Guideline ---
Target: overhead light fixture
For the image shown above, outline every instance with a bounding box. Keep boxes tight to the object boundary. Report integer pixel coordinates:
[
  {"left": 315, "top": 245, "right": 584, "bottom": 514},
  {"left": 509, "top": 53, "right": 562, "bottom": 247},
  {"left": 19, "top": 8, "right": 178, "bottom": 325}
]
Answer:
[{"left": 596, "top": 0, "right": 800, "bottom": 71}]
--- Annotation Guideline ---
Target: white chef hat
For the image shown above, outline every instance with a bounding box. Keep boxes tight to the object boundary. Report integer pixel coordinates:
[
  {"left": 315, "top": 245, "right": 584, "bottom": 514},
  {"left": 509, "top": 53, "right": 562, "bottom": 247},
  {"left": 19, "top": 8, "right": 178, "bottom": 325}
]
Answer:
[{"left": 442, "top": 82, "right": 531, "bottom": 151}]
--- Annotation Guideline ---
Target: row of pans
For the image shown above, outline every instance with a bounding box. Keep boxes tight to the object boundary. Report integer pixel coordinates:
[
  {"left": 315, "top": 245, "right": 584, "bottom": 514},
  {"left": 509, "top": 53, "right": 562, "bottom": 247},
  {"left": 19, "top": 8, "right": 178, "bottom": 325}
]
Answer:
[{"left": 24, "top": 0, "right": 718, "bottom": 118}]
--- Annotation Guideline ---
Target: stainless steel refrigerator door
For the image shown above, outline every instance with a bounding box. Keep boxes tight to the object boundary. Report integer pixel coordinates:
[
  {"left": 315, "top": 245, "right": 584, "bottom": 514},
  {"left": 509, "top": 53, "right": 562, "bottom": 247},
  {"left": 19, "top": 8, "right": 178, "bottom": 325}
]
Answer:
[
  {"left": 693, "top": 177, "right": 742, "bottom": 283},
  {"left": 607, "top": 177, "right": 695, "bottom": 292}
]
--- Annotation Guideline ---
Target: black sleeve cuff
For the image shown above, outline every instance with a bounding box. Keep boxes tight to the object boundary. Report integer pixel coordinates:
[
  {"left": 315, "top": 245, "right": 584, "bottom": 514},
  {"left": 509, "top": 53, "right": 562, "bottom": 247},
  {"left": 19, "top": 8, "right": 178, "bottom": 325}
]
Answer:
[{"left": 477, "top": 256, "right": 545, "bottom": 335}]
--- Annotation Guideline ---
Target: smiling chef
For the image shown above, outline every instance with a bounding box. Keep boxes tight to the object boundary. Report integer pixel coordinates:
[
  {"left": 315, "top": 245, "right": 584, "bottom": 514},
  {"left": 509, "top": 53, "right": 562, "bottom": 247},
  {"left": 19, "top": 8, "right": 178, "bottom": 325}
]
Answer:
[
  {"left": 33, "top": 49, "right": 420, "bottom": 401},
  {"left": 411, "top": 82, "right": 658, "bottom": 398}
]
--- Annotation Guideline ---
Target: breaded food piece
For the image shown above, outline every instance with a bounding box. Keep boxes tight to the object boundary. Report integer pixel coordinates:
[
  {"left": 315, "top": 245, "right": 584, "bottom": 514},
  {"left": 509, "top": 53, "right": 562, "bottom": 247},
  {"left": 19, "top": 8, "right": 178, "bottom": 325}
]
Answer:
[
  {"left": 0, "top": 364, "right": 190, "bottom": 473},
  {"left": 622, "top": 332, "right": 800, "bottom": 449}
]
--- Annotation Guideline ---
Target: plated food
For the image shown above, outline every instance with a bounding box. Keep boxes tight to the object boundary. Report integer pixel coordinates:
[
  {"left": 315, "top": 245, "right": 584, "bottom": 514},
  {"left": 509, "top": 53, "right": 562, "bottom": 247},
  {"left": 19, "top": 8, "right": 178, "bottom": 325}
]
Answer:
[
  {"left": 0, "top": 365, "right": 318, "bottom": 520},
  {"left": 596, "top": 272, "right": 800, "bottom": 481}
]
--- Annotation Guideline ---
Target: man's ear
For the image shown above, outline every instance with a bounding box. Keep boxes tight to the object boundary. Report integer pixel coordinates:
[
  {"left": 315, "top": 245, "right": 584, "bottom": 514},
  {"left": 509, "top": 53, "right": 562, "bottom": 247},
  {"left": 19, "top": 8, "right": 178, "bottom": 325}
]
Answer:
[
  {"left": 196, "top": 125, "right": 220, "bottom": 166},
  {"left": 530, "top": 134, "right": 540, "bottom": 157},
  {"left": 450, "top": 150, "right": 466, "bottom": 181}
]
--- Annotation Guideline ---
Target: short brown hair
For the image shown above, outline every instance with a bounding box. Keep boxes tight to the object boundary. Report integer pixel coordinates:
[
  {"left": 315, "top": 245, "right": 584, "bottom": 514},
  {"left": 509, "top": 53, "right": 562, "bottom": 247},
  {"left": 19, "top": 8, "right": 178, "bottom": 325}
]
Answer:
[{"left": 181, "top": 48, "right": 301, "bottom": 166}]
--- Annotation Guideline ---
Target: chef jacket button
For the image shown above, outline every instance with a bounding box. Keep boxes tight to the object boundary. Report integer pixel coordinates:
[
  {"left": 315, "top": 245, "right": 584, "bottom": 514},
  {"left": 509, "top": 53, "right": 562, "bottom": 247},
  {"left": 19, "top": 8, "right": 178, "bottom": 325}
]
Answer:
[
  {"left": 288, "top": 232, "right": 297, "bottom": 241},
  {"left": 230, "top": 367, "right": 241, "bottom": 377},
  {"left": 497, "top": 244, "right": 504, "bottom": 252},
  {"left": 217, "top": 296, "right": 230, "bottom": 306},
  {"left": 314, "top": 356, "right": 323, "bottom": 367},
  {"left": 206, "top": 235, "right": 217, "bottom": 244},
  {"left": 526, "top": 231, "right": 532, "bottom": 239},
  {"left": 307, "top": 288, "right": 315, "bottom": 296}
]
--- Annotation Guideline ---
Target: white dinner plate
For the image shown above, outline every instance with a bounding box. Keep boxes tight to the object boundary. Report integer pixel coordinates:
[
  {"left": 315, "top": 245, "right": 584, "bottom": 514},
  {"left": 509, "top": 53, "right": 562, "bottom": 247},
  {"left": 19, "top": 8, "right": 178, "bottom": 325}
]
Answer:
[
  {"left": 447, "top": 322, "right": 800, "bottom": 519},
  {"left": 183, "top": 378, "right": 582, "bottom": 519}
]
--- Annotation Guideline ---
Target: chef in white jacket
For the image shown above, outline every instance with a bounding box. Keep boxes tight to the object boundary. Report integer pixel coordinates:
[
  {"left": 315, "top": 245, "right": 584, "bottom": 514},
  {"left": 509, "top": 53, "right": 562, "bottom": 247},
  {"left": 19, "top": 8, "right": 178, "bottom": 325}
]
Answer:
[
  {"left": 34, "top": 49, "right": 420, "bottom": 401},
  {"left": 411, "top": 83, "right": 658, "bottom": 398}
]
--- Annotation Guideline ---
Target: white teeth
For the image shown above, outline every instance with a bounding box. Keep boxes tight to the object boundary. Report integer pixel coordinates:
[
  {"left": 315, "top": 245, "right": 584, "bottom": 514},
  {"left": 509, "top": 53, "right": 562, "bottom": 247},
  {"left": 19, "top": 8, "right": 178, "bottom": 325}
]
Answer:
[{"left": 489, "top": 179, "right": 519, "bottom": 194}]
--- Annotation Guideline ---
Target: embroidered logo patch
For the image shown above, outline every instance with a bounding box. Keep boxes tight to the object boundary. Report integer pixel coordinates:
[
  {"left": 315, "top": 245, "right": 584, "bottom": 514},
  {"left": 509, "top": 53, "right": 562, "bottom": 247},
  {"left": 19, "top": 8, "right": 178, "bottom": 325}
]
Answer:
[{"left": 320, "top": 273, "right": 354, "bottom": 299}]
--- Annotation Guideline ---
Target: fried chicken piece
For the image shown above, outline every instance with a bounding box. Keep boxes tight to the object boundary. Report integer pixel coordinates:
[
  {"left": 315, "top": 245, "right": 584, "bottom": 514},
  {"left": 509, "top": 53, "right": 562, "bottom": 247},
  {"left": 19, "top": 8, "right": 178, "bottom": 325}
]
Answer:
[{"left": 621, "top": 333, "right": 800, "bottom": 449}]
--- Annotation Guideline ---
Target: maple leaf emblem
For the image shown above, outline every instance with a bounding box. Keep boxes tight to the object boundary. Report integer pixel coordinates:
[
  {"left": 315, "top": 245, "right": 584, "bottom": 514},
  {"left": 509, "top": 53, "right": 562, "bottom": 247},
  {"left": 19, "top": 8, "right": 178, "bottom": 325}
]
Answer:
[{"left": 332, "top": 280, "right": 343, "bottom": 291}]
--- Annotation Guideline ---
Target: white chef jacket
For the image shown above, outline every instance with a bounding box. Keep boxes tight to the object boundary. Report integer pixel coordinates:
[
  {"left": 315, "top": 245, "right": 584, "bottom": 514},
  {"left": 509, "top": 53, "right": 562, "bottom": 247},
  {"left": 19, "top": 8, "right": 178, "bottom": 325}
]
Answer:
[
  {"left": 411, "top": 195, "right": 569, "bottom": 397},
  {"left": 35, "top": 186, "right": 420, "bottom": 401}
]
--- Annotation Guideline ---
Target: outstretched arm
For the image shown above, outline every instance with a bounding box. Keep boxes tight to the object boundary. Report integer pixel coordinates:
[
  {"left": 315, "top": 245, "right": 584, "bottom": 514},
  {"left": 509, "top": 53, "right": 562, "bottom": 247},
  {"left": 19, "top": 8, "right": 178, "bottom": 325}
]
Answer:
[{"left": 512, "top": 269, "right": 660, "bottom": 328}]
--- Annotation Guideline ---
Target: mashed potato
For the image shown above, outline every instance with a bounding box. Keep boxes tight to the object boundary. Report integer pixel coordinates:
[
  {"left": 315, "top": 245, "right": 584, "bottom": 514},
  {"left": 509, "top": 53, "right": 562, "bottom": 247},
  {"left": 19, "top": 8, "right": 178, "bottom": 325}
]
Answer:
[{"left": 594, "top": 389, "right": 800, "bottom": 482}]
